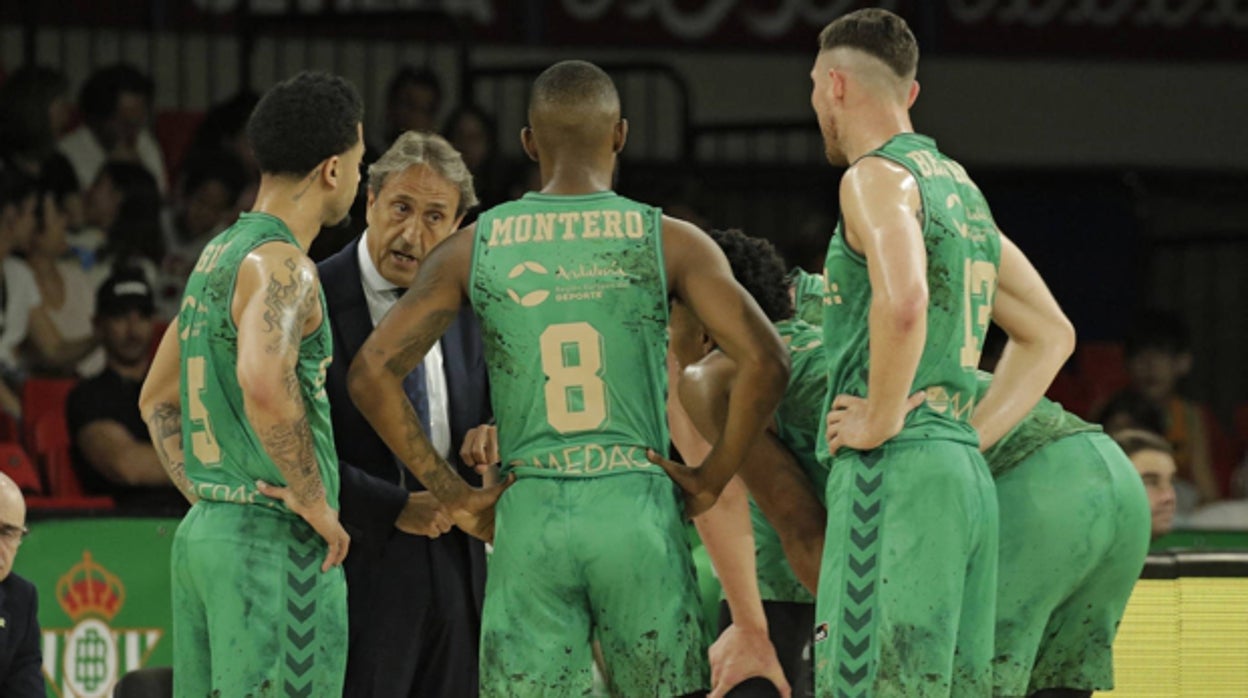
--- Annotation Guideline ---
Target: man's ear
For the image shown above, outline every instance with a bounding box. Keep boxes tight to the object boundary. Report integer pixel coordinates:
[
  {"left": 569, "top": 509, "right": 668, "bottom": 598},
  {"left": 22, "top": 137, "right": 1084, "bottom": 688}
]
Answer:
[
  {"left": 521, "top": 126, "right": 539, "bottom": 163},
  {"left": 907, "top": 80, "right": 920, "bottom": 108},
  {"left": 319, "top": 155, "right": 341, "bottom": 190},
  {"left": 613, "top": 118, "right": 628, "bottom": 154}
]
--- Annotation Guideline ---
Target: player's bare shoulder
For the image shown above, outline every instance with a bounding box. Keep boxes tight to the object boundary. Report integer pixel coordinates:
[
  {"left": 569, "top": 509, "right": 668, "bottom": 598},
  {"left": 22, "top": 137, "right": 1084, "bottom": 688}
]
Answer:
[{"left": 233, "top": 240, "right": 322, "bottom": 332}]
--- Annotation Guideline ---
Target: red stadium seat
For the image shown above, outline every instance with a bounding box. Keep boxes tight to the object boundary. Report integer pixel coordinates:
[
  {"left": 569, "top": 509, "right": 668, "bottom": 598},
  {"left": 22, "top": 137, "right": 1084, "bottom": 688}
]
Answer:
[
  {"left": 154, "top": 109, "right": 205, "bottom": 183},
  {"left": 20, "top": 377, "right": 77, "bottom": 456},
  {"left": 31, "top": 413, "right": 75, "bottom": 496},
  {"left": 1077, "top": 341, "right": 1130, "bottom": 416},
  {"left": 0, "top": 443, "right": 43, "bottom": 494}
]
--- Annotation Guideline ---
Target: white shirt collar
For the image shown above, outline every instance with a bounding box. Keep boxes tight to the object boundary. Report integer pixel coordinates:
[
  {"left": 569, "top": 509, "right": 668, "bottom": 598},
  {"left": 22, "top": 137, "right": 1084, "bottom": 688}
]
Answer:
[{"left": 355, "top": 230, "right": 398, "bottom": 296}]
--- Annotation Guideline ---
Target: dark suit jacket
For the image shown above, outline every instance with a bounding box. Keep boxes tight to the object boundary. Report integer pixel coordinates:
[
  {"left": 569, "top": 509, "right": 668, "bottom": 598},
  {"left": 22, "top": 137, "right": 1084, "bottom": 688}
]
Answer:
[
  {"left": 0, "top": 573, "right": 45, "bottom": 698},
  {"left": 318, "top": 236, "right": 491, "bottom": 626}
]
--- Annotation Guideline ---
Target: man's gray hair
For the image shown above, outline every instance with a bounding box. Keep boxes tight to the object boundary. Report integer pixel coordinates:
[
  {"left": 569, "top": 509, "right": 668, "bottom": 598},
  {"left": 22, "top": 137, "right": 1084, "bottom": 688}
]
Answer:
[{"left": 368, "top": 131, "right": 479, "bottom": 216}]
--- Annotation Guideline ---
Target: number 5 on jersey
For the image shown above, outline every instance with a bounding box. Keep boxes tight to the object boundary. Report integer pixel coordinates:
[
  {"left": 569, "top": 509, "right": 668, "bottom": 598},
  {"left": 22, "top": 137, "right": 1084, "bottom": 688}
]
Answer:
[
  {"left": 540, "top": 322, "right": 608, "bottom": 433},
  {"left": 187, "top": 355, "right": 222, "bottom": 466}
]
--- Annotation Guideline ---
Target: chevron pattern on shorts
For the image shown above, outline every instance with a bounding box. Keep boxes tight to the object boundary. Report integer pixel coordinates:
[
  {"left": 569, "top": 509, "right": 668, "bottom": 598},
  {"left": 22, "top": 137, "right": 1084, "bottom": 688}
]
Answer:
[
  {"left": 834, "top": 449, "right": 884, "bottom": 698},
  {"left": 282, "top": 521, "right": 319, "bottom": 698}
]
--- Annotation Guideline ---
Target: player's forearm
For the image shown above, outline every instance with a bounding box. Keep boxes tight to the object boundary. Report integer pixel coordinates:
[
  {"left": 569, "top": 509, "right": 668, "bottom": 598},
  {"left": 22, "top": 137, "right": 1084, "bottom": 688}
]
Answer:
[
  {"left": 347, "top": 357, "right": 472, "bottom": 506},
  {"left": 866, "top": 291, "right": 926, "bottom": 431},
  {"left": 695, "top": 477, "right": 768, "bottom": 632},
  {"left": 736, "top": 435, "right": 825, "bottom": 595},
  {"left": 243, "top": 370, "right": 330, "bottom": 509},
  {"left": 141, "top": 401, "right": 198, "bottom": 503},
  {"left": 972, "top": 329, "right": 1074, "bottom": 450}
]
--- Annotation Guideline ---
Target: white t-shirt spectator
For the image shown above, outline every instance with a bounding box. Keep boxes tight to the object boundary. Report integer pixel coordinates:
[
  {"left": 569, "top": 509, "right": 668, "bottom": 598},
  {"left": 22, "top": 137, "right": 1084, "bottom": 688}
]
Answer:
[
  {"left": 0, "top": 258, "right": 43, "bottom": 369},
  {"left": 58, "top": 126, "right": 168, "bottom": 194},
  {"left": 43, "top": 260, "right": 104, "bottom": 377}
]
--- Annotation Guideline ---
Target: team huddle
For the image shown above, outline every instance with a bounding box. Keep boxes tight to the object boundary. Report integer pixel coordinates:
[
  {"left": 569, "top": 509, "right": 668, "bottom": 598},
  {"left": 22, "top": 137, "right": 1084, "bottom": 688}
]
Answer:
[{"left": 139, "top": 8, "right": 1150, "bottom": 698}]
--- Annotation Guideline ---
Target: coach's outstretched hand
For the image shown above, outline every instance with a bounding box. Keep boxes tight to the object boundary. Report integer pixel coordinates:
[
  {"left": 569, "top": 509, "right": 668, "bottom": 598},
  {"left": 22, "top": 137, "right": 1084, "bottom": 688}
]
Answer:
[
  {"left": 448, "top": 474, "right": 517, "bottom": 543},
  {"left": 257, "top": 480, "right": 350, "bottom": 572},
  {"left": 708, "top": 623, "right": 791, "bottom": 698},
  {"left": 646, "top": 448, "right": 722, "bottom": 519}
]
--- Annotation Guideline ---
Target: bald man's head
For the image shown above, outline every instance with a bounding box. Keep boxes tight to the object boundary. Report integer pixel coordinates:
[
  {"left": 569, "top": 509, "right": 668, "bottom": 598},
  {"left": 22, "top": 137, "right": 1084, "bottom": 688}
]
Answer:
[
  {"left": 526, "top": 60, "right": 622, "bottom": 154},
  {"left": 0, "top": 472, "right": 26, "bottom": 581}
]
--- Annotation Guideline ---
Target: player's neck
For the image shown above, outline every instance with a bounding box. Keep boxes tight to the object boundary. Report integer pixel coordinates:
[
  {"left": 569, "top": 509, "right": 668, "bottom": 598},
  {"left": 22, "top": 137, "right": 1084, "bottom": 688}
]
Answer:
[
  {"left": 251, "top": 176, "right": 326, "bottom": 252},
  {"left": 537, "top": 159, "right": 614, "bottom": 196},
  {"left": 842, "top": 107, "right": 914, "bottom": 163}
]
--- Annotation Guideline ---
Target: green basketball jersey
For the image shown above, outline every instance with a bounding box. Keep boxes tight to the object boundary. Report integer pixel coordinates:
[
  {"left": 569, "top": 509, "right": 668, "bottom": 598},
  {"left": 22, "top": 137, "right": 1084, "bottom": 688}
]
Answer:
[
  {"left": 469, "top": 191, "right": 670, "bottom": 478},
  {"left": 177, "top": 212, "right": 339, "bottom": 510},
  {"left": 975, "top": 371, "right": 1101, "bottom": 478},
  {"left": 789, "top": 268, "right": 827, "bottom": 327},
  {"left": 753, "top": 318, "right": 830, "bottom": 603},
  {"left": 819, "top": 133, "right": 1002, "bottom": 461}
]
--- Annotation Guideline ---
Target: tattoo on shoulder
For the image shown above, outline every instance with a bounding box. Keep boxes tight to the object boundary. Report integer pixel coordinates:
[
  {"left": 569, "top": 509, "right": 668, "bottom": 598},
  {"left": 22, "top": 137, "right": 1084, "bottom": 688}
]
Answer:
[{"left": 262, "top": 257, "right": 310, "bottom": 354}]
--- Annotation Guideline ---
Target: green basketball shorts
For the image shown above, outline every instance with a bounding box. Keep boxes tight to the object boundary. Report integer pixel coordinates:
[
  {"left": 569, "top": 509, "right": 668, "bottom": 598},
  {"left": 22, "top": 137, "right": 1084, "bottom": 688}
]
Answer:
[
  {"left": 815, "top": 439, "right": 998, "bottom": 698},
  {"left": 993, "top": 431, "right": 1151, "bottom": 696},
  {"left": 480, "top": 473, "right": 708, "bottom": 697},
  {"left": 170, "top": 501, "right": 347, "bottom": 698}
]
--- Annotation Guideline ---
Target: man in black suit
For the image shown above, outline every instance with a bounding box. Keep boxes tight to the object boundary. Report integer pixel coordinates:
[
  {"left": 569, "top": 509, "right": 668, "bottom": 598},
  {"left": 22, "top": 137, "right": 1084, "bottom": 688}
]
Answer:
[
  {"left": 0, "top": 472, "right": 44, "bottom": 697},
  {"left": 263, "top": 130, "right": 494, "bottom": 697}
]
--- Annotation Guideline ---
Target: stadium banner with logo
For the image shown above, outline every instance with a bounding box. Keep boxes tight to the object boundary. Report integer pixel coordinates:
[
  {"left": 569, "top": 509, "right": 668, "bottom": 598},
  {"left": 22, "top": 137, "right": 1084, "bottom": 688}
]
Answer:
[{"left": 15, "top": 517, "right": 178, "bottom": 698}]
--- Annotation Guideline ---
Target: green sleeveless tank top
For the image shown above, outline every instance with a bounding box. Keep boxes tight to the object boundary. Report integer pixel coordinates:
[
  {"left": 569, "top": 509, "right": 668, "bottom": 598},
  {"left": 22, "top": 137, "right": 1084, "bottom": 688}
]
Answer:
[
  {"left": 469, "top": 192, "right": 670, "bottom": 478},
  {"left": 178, "top": 212, "right": 339, "bottom": 510},
  {"left": 818, "top": 133, "right": 1002, "bottom": 463}
]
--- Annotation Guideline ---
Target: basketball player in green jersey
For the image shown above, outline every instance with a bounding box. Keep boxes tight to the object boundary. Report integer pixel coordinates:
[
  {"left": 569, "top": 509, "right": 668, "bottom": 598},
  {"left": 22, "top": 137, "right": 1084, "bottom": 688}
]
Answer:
[
  {"left": 975, "top": 371, "right": 1149, "bottom": 698},
  {"left": 663, "top": 229, "right": 834, "bottom": 698},
  {"left": 811, "top": 10, "right": 1075, "bottom": 697},
  {"left": 348, "top": 61, "right": 789, "bottom": 697},
  {"left": 138, "top": 72, "right": 363, "bottom": 697}
]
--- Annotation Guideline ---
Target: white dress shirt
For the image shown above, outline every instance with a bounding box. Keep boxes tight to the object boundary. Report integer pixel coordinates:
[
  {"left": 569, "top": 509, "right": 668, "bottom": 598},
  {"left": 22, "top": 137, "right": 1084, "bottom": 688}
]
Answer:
[{"left": 356, "top": 235, "right": 452, "bottom": 458}]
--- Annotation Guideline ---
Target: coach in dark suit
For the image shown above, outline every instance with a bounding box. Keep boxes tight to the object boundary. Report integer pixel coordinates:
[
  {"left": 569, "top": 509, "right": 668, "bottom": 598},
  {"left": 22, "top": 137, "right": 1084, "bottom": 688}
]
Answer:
[
  {"left": 0, "top": 473, "right": 44, "bottom": 698},
  {"left": 268, "top": 131, "right": 492, "bottom": 697}
]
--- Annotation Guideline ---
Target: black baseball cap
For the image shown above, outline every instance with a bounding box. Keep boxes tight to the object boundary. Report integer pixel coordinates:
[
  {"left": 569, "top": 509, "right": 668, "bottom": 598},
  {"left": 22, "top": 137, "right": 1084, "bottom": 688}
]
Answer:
[{"left": 96, "top": 272, "right": 155, "bottom": 318}]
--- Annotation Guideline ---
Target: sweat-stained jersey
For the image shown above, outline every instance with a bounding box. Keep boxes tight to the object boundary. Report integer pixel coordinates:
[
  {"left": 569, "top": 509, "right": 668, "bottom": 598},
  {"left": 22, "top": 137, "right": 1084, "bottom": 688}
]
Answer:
[
  {"left": 469, "top": 191, "right": 670, "bottom": 478},
  {"left": 178, "top": 212, "right": 339, "bottom": 509}
]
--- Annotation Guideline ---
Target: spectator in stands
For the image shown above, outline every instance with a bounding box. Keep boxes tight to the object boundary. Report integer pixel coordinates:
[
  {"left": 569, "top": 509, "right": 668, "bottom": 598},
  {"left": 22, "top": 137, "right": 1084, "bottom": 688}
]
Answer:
[
  {"left": 382, "top": 66, "right": 442, "bottom": 147},
  {"left": 81, "top": 161, "right": 164, "bottom": 289},
  {"left": 187, "top": 90, "right": 260, "bottom": 213},
  {"left": 1114, "top": 429, "right": 1178, "bottom": 539},
  {"left": 65, "top": 272, "right": 185, "bottom": 513},
  {"left": 0, "top": 172, "right": 96, "bottom": 417},
  {"left": 0, "top": 471, "right": 45, "bottom": 697},
  {"left": 57, "top": 64, "right": 168, "bottom": 195},
  {"left": 21, "top": 188, "right": 102, "bottom": 377},
  {"left": 1107, "top": 309, "right": 1235, "bottom": 502},
  {"left": 443, "top": 104, "right": 504, "bottom": 212},
  {"left": 157, "top": 150, "right": 248, "bottom": 318},
  {"left": 1099, "top": 390, "right": 1166, "bottom": 436},
  {"left": 0, "top": 65, "right": 79, "bottom": 192}
]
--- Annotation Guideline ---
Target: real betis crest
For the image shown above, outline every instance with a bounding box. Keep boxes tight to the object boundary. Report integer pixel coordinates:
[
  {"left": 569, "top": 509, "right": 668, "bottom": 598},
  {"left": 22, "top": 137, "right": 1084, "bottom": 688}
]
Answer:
[{"left": 17, "top": 519, "right": 177, "bottom": 698}]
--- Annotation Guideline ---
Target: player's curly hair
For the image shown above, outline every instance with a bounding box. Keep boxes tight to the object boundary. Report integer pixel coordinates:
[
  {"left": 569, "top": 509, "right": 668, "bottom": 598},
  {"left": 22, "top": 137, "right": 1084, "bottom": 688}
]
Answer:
[
  {"left": 246, "top": 71, "right": 363, "bottom": 177},
  {"left": 708, "top": 228, "right": 794, "bottom": 322}
]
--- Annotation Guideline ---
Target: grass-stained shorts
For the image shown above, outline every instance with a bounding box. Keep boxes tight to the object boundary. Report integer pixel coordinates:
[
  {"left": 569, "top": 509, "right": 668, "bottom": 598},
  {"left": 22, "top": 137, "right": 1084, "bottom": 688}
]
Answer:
[
  {"left": 480, "top": 473, "right": 708, "bottom": 697},
  {"left": 171, "top": 500, "right": 347, "bottom": 698},
  {"left": 815, "top": 439, "right": 998, "bottom": 698},
  {"left": 993, "top": 432, "right": 1151, "bottom": 696}
]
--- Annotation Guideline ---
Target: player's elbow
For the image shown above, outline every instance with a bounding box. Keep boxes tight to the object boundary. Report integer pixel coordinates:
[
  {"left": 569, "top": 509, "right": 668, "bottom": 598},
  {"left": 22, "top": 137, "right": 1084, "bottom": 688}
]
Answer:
[
  {"left": 1052, "top": 313, "right": 1077, "bottom": 363},
  {"left": 346, "top": 351, "right": 385, "bottom": 415},
  {"left": 878, "top": 285, "right": 928, "bottom": 334},
  {"left": 237, "top": 362, "right": 289, "bottom": 415}
]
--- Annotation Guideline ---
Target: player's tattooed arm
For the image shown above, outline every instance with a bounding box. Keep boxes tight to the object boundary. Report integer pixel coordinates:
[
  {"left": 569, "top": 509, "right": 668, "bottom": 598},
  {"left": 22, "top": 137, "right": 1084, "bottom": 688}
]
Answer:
[
  {"left": 350, "top": 227, "right": 513, "bottom": 542},
  {"left": 139, "top": 321, "right": 199, "bottom": 504},
  {"left": 237, "top": 246, "right": 330, "bottom": 508}
]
